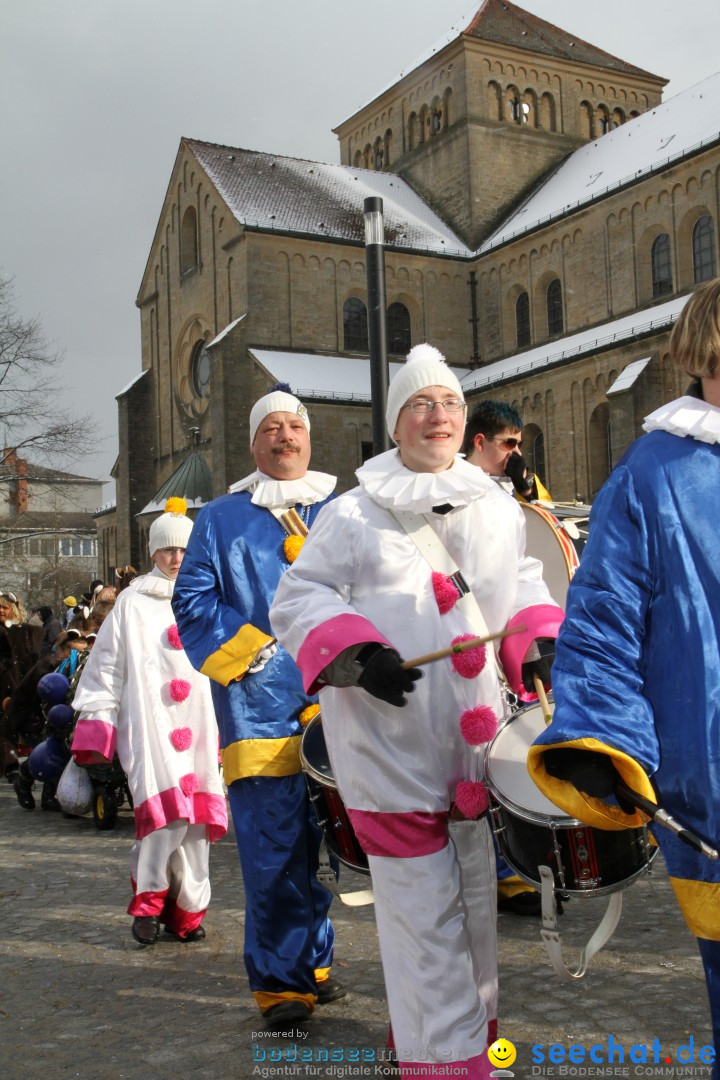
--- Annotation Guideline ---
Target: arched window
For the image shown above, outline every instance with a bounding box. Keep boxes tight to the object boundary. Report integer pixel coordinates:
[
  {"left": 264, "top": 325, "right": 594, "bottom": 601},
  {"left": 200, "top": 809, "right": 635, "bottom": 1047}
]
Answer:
[
  {"left": 651, "top": 234, "right": 673, "bottom": 297},
  {"left": 387, "top": 302, "right": 411, "bottom": 354},
  {"left": 546, "top": 279, "right": 563, "bottom": 336},
  {"left": 343, "top": 298, "right": 368, "bottom": 352},
  {"left": 190, "top": 340, "right": 211, "bottom": 399},
  {"left": 531, "top": 431, "right": 546, "bottom": 486},
  {"left": 693, "top": 215, "right": 717, "bottom": 283},
  {"left": 180, "top": 206, "right": 198, "bottom": 275},
  {"left": 515, "top": 292, "right": 530, "bottom": 348}
]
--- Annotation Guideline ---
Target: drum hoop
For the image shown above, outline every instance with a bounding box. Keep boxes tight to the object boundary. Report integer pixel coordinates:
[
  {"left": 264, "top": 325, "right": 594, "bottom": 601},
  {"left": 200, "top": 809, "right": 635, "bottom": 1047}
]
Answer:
[
  {"left": 521, "top": 502, "right": 578, "bottom": 576},
  {"left": 488, "top": 789, "right": 582, "bottom": 829},
  {"left": 493, "top": 837, "right": 659, "bottom": 898},
  {"left": 299, "top": 711, "right": 338, "bottom": 791}
]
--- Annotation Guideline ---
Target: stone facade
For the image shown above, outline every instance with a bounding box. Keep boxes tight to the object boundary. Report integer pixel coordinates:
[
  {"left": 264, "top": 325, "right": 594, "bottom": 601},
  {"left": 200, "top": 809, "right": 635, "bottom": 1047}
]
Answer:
[{"left": 102, "top": 1, "right": 719, "bottom": 564}]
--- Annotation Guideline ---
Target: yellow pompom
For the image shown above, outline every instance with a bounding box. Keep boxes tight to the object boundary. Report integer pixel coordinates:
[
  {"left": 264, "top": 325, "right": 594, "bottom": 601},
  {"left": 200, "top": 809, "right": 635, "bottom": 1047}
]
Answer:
[
  {"left": 299, "top": 704, "right": 320, "bottom": 727},
  {"left": 283, "top": 535, "right": 305, "bottom": 563},
  {"left": 165, "top": 497, "right": 187, "bottom": 515}
]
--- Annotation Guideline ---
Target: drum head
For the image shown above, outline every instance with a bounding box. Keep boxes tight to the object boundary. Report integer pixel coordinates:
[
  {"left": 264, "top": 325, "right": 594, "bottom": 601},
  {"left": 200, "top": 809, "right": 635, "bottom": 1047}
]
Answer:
[
  {"left": 485, "top": 702, "right": 578, "bottom": 824},
  {"left": 520, "top": 502, "right": 579, "bottom": 611},
  {"left": 299, "top": 712, "right": 338, "bottom": 789}
]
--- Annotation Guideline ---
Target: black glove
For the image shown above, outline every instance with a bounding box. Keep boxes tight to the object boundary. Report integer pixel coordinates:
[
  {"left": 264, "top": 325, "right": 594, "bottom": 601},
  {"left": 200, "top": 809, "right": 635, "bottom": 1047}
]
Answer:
[
  {"left": 544, "top": 748, "right": 635, "bottom": 812},
  {"left": 356, "top": 644, "right": 423, "bottom": 707},
  {"left": 504, "top": 453, "right": 534, "bottom": 498},
  {"left": 521, "top": 637, "right": 555, "bottom": 693}
]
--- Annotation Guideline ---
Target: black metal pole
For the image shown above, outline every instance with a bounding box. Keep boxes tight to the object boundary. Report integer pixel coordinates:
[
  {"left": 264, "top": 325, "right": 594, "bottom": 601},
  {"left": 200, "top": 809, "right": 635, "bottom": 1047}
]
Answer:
[{"left": 364, "top": 197, "right": 391, "bottom": 455}]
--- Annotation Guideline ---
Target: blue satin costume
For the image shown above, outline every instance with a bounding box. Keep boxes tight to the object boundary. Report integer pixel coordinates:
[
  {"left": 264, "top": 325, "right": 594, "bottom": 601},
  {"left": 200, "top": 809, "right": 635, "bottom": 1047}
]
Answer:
[
  {"left": 171, "top": 491, "right": 335, "bottom": 1014},
  {"left": 528, "top": 426, "right": 720, "bottom": 1068}
]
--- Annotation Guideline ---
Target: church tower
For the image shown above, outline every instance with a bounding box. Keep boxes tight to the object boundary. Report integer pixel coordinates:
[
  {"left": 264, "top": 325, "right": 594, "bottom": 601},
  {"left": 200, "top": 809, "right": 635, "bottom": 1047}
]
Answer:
[{"left": 334, "top": 0, "right": 666, "bottom": 249}]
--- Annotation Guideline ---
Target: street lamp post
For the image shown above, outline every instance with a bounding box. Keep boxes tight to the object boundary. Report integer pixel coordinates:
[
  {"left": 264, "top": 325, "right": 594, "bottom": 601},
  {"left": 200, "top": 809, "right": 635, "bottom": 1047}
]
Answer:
[{"left": 363, "top": 197, "right": 391, "bottom": 455}]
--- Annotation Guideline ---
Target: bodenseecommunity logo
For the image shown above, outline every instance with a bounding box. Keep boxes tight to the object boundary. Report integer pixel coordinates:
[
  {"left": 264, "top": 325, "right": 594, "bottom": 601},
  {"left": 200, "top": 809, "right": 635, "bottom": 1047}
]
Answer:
[{"left": 529, "top": 1034, "right": 716, "bottom": 1076}]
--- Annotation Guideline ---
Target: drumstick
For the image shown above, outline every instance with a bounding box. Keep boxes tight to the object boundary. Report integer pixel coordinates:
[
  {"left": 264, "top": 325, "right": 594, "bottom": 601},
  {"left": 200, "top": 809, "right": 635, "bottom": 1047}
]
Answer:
[
  {"left": 614, "top": 780, "right": 719, "bottom": 861},
  {"left": 400, "top": 624, "right": 525, "bottom": 670},
  {"left": 280, "top": 508, "right": 308, "bottom": 537},
  {"left": 533, "top": 674, "right": 553, "bottom": 725}
]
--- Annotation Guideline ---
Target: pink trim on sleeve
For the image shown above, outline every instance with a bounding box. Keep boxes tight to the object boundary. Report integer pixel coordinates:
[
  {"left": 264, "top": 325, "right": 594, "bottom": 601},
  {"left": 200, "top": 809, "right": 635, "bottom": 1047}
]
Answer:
[
  {"left": 71, "top": 718, "right": 116, "bottom": 764},
  {"left": 499, "top": 603, "right": 564, "bottom": 702},
  {"left": 347, "top": 808, "right": 449, "bottom": 858},
  {"left": 297, "top": 613, "right": 392, "bottom": 694}
]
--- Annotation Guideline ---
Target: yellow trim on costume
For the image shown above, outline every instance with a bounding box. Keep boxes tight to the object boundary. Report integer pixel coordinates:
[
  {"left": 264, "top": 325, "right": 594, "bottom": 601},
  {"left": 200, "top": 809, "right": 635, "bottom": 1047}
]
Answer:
[
  {"left": 222, "top": 736, "right": 302, "bottom": 783},
  {"left": 497, "top": 874, "right": 536, "bottom": 900},
  {"left": 254, "top": 990, "right": 317, "bottom": 1013},
  {"left": 314, "top": 966, "right": 332, "bottom": 983},
  {"left": 669, "top": 878, "right": 720, "bottom": 940},
  {"left": 200, "top": 625, "right": 275, "bottom": 686},
  {"left": 527, "top": 737, "right": 656, "bottom": 831}
]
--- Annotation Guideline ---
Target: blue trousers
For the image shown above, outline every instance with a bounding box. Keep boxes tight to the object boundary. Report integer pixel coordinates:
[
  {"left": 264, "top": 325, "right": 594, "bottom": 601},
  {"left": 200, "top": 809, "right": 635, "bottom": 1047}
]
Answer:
[
  {"left": 228, "top": 773, "right": 334, "bottom": 1000},
  {"left": 698, "top": 938, "right": 720, "bottom": 1079}
]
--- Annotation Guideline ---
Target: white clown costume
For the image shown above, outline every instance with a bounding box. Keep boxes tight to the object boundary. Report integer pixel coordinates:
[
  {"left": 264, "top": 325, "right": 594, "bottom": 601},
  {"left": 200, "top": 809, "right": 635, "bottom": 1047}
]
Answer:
[
  {"left": 72, "top": 501, "right": 227, "bottom": 941},
  {"left": 270, "top": 345, "right": 564, "bottom": 1079}
]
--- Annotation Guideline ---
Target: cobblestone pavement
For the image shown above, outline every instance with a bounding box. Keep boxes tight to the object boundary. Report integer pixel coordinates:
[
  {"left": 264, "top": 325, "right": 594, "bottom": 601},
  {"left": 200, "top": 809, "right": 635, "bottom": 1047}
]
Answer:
[{"left": 0, "top": 779, "right": 713, "bottom": 1080}]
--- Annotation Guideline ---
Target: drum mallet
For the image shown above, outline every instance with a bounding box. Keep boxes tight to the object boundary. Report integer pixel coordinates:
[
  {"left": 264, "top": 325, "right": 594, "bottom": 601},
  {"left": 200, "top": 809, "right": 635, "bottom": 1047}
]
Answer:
[
  {"left": 613, "top": 780, "right": 719, "bottom": 861},
  {"left": 400, "top": 624, "right": 526, "bottom": 670}
]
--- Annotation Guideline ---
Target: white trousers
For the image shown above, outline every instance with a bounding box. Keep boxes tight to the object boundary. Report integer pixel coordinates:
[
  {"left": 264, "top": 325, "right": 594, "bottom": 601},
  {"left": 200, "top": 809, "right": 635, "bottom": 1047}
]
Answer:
[
  {"left": 368, "top": 817, "right": 497, "bottom": 1068},
  {"left": 129, "top": 821, "right": 211, "bottom": 919}
]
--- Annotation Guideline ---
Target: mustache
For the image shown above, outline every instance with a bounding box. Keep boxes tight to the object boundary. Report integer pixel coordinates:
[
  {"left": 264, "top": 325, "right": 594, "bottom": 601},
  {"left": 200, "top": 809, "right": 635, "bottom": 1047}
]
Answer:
[{"left": 271, "top": 442, "right": 301, "bottom": 455}]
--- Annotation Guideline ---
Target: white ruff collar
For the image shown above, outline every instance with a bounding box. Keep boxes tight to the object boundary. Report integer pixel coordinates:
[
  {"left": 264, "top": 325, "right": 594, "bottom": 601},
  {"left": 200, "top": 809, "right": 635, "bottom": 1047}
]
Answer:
[
  {"left": 134, "top": 567, "right": 174, "bottom": 598},
  {"left": 643, "top": 396, "right": 720, "bottom": 445},
  {"left": 227, "top": 469, "right": 337, "bottom": 508},
  {"left": 356, "top": 449, "right": 494, "bottom": 513}
]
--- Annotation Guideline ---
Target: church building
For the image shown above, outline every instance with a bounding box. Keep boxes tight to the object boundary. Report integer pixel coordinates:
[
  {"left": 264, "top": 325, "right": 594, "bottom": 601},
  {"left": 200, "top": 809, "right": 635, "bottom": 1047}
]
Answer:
[{"left": 97, "top": 0, "right": 720, "bottom": 576}]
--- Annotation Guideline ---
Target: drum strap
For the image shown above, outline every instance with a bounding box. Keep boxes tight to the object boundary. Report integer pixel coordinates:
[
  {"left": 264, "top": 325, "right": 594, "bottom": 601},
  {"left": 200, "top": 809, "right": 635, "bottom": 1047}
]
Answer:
[
  {"left": 391, "top": 510, "right": 511, "bottom": 697},
  {"left": 315, "top": 840, "right": 375, "bottom": 907},
  {"left": 538, "top": 865, "right": 623, "bottom": 979}
]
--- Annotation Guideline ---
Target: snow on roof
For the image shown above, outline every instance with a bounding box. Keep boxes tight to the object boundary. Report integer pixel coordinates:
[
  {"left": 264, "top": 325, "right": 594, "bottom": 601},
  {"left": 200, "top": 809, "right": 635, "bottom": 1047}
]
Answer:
[
  {"left": 461, "top": 293, "right": 689, "bottom": 391},
  {"left": 209, "top": 314, "right": 245, "bottom": 348},
  {"left": 480, "top": 72, "right": 720, "bottom": 252},
  {"left": 116, "top": 369, "right": 150, "bottom": 397},
  {"left": 186, "top": 141, "right": 471, "bottom": 257},
  {"left": 607, "top": 357, "right": 651, "bottom": 395},
  {"left": 249, "top": 349, "right": 467, "bottom": 401}
]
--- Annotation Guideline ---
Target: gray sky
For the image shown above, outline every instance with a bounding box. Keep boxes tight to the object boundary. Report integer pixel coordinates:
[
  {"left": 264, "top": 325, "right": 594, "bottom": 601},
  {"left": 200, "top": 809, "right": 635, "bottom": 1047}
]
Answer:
[{"left": 2, "top": 0, "right": 719, "bottom": 500}]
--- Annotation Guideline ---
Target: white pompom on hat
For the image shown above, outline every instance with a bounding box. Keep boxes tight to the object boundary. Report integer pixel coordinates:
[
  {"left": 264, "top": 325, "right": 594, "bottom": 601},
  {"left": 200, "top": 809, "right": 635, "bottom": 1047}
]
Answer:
[
  {"left": 148, "top": 497, "right": 194, "bottom": 555},
  {"left": 249, "top": 385, "right": 310, "bottom": 446},
  {"left": 385, "top": 343, "right": 465, "bottom": 440}
]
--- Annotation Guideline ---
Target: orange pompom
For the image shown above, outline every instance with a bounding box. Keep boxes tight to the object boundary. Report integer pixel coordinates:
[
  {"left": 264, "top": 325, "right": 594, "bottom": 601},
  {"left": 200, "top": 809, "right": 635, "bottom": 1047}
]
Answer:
[
  {"left": 283, "top": 535, "right": 305, "bottom": 563},
  {"left": 165, "top": 497, "right": 187, "bottom": 515},
  {"left": 299, "top": 704, "right": 320, "bottom": 727}
]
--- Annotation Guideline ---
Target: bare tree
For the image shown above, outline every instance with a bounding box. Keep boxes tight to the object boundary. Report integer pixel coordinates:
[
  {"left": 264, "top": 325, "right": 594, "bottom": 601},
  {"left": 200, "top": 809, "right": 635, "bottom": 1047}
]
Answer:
[{"left": 0, "top": 275, "right": 95, "bottom": 464}]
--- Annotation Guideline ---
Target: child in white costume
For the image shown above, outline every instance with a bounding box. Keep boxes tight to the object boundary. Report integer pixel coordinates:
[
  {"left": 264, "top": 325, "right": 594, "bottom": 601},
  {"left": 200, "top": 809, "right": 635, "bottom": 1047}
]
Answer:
[{"left": 72, "top": 499, "right": 227, "bottom": 946}]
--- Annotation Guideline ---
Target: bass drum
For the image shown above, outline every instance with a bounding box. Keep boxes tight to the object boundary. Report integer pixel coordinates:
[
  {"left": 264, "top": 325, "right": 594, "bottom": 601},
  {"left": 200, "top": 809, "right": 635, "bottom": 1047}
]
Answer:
[
  {"left": 300, "top": 712, "right": 370, "bottom": 876},
  {"left": 520, "top": 502, "right": 579, "bottom": 610},
  {"left": 485, "top": 700, "right": 657, "bottom": 897}
]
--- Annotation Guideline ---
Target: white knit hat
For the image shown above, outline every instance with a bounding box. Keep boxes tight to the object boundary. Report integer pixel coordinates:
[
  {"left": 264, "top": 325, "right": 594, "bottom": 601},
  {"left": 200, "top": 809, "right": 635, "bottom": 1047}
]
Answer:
[
  {"left": 249, "top": 386, "right": 310, "bottom": 446},
  {"left": 148, "top": 498, "right": 194, "bottom": 555},
  {"left": 385, "top": 344, "right": 464, "bottom": 439}
]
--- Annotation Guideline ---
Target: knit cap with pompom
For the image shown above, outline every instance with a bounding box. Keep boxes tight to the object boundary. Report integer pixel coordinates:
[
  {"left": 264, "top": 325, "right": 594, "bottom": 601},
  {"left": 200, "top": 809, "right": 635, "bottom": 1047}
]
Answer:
[
  {"left": 148, "top": 497, "right": 194, "bottom": 555},
  {"left": 385, "top": 344, "right": 464, "bottom": 440}
]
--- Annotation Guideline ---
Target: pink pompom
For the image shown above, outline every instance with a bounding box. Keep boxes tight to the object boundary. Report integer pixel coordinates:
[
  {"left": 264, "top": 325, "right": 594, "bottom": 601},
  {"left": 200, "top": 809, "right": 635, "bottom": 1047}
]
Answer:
[
  {"left": 432, "top": 571, "right": 459, "bottom": 615},
  {"left": 459, "top": 706, "right": 499, "bottom": 746},
  {"left": 180, "top": 773, "right": 199, "bottom": 797},
  {"left": 454, "top": 780, "right": 489, "bottom": 820},
  {"left": 167, "top": 624, "right": 183, "bottom": 650},
  {"left": 450, "top": 635, "right": 487, "bottom": 678},
  {"left": 169, "top": 679, "right": 191, "bottom": 703},
  {"left": 170, "top": 727, "right": 193, "bottom": 752}
]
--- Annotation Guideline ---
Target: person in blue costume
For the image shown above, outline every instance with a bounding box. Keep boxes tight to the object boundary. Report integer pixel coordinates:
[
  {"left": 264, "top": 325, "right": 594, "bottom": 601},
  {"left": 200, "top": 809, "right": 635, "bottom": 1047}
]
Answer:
[
  {"left": 528, "top": 279, "right": 720, "bottom": 1073},
  {"left": 171, "top": 384, "right": 344, "bottom": 1023}
]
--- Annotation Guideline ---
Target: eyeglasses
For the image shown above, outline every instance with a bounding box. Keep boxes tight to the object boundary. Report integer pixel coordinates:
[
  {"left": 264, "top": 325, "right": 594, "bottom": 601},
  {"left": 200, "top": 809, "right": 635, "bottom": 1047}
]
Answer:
[
  {"left": 490, "top": 436, "right": 522, "bottom": 449},
  {"left": 402, "top": 398, "right": 467, "bottom": 415}
]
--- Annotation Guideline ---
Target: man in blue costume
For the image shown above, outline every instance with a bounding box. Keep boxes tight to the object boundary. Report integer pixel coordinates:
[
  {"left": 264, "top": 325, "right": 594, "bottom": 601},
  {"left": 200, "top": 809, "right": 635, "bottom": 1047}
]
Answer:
[
  {"left": 528, "top": 280, "right": 720, "bottom": 1072},
  {"left": 172, "top": 384, "right": 343, "bottom": 1022}
]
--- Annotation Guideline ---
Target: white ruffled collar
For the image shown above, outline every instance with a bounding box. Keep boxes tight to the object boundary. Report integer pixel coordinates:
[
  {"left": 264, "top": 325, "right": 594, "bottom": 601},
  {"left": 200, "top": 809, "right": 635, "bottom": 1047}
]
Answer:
[
  {"left": 643, "top": 395, "right": 720, "bottom": 445},
  {"left": 133, "top": 567, "right": 174, "bottom": 599},
  {"left": 356, "top": 449, "right": 494, "bottom": 513},
  {"left": 227, "top": 469, "right": 336, "bottom": 508}
]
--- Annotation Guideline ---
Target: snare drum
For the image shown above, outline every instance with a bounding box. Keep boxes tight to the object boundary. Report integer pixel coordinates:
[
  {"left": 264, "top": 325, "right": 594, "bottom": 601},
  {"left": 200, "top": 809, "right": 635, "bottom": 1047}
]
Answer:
[
  {"left": 520, "top": 502, "right": 579, "bottom": 610},
  {"left": 485, "top": 701, "right": 656, "bottom": 897},
  {"left": 300, "top": 712, "right": 370, "bottom": 875}
]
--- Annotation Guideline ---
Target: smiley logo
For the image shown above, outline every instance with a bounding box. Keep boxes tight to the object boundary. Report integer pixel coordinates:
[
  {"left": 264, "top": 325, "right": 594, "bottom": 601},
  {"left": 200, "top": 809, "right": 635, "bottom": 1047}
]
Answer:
[{"left": 488, "top": 1039, "right": 517, "bottom": 1069}]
